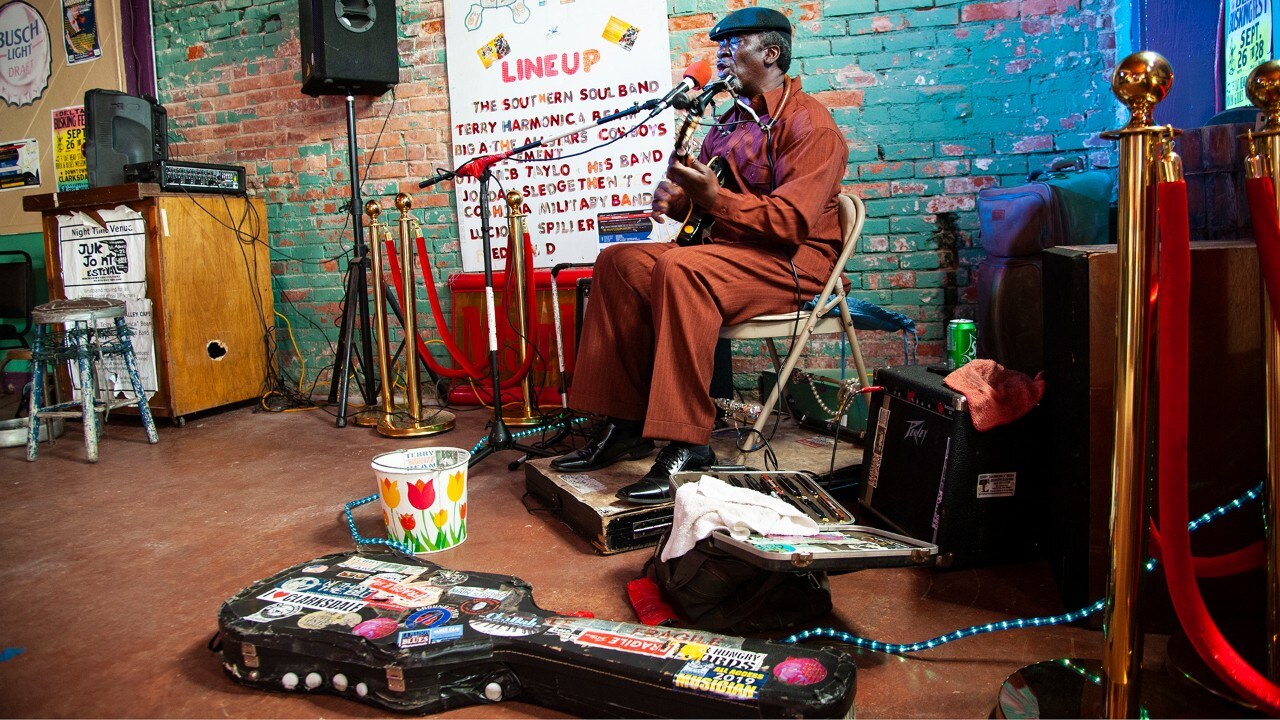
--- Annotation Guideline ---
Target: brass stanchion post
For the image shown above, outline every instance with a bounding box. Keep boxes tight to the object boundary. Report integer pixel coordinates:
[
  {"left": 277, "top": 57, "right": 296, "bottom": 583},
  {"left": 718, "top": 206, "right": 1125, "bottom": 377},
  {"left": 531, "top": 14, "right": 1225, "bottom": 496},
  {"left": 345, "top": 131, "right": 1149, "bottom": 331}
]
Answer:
[
  {"left": 354, "top": 200, "right": 400, "bottom": 427},
  {"left": 374, "top": 193, "right": 455, "bottom": 438},
  {"left": 500, "top": 190, "right": 550, "bottom": 426},
  {"left": 1244, "top": 59, "right": 1280, "bottom": 686},
  {"left": 1096, "top": 50, "right": 1174, "bottom": 719},
  {"left": 993, "top": 51, "right": 1175, "bottom": 719}
]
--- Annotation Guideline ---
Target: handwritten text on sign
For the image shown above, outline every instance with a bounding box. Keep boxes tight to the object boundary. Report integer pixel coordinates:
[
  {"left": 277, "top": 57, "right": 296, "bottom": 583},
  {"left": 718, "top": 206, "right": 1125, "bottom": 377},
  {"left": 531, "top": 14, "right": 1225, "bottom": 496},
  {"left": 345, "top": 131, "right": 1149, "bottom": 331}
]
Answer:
[{"left": 444, "top": 2, "right": 677, "bottom": 271}]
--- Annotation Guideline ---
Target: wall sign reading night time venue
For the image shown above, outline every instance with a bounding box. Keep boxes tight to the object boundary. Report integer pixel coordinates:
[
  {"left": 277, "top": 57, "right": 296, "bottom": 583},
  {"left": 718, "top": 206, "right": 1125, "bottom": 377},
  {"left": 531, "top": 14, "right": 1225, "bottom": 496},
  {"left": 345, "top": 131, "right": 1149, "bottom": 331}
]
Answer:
[
  {"left": 1225, "top": 0, "right": 1271, "bottom": 108},
  {"left": 0, "top": 0, "right": 52, "bottom": 107},
  {"left": 57, "top": 207, "right": 159, "bottom": 396},
  {"left": 444, "top": 1, "right": 676, "bottom": 271}
]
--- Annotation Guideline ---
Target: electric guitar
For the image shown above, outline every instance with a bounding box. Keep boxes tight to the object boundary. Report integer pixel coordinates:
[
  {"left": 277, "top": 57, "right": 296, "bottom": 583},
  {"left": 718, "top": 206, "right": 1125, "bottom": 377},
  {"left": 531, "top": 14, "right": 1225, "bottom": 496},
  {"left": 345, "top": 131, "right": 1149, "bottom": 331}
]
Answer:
[{"left": 671, "top": 109, "right": 729, "bottom": 246}]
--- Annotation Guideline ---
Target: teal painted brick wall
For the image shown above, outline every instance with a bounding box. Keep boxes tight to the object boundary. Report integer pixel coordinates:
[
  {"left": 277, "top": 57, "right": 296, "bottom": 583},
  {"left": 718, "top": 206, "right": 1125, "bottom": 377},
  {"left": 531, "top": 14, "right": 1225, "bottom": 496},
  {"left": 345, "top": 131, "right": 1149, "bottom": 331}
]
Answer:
[{"left": 150, "top": 0, "right": 1117, "bottom": 398}]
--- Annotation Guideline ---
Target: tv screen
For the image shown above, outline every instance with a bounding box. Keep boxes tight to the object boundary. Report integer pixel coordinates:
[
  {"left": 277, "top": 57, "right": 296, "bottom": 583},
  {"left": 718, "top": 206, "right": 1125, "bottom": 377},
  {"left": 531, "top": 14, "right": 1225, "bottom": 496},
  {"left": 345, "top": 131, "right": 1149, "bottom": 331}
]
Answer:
[{"left": 84, "top": 90, "right": 168, "bottom": 188}]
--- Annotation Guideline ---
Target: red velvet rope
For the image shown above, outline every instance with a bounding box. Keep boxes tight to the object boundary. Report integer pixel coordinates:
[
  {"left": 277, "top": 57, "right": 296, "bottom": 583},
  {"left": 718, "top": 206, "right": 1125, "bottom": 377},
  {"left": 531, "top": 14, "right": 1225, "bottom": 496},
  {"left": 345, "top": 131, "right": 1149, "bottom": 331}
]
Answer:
[
  {"left": 1246, "top": 177, "right": 1280, "bottom": 330},
  {"left": 415, "top": 233, "right": 538, "bottom": 391},
  {"left": 382, "top": 238, "right": 483, "bottom": 379},
  {"left": 379, "top": 227, "right": 542, "bottom": 398},
  {"left": 1158, "top": 178, "right": 1280, "bottom": 714}
]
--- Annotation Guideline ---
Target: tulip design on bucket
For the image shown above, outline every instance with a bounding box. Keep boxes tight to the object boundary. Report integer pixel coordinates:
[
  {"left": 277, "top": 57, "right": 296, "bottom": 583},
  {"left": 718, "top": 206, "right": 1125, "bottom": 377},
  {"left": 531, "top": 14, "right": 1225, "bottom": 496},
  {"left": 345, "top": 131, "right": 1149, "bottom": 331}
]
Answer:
[{"left": 372, "top": 448, "right": 470, "bottom": 553}]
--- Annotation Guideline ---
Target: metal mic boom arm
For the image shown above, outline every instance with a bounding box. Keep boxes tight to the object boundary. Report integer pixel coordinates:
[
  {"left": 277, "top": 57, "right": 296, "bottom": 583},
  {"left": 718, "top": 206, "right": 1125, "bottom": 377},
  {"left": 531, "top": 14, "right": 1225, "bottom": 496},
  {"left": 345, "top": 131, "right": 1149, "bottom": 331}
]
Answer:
[{"left": 418, "top": 103, "right": 659, "bottom": 188}]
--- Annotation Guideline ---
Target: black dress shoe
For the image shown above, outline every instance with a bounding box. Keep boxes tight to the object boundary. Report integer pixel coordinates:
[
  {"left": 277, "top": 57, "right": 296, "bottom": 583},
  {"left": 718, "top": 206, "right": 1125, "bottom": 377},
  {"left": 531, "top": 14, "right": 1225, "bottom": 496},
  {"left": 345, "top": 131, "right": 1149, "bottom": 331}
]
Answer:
[
  {"left": 550, "top": 420, "right": 654, "bottom": 473},
  {"left": 615, "top": 442, "right": 716, "bottom": 505}
]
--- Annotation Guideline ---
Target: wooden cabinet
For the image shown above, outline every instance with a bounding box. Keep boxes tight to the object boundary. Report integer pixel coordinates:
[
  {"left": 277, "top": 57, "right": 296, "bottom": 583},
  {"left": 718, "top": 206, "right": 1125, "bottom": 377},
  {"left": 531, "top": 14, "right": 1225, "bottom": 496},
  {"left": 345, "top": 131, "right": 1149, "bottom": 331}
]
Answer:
[{"left": 23, "top": 184, "right": 273, "bottom": 420}]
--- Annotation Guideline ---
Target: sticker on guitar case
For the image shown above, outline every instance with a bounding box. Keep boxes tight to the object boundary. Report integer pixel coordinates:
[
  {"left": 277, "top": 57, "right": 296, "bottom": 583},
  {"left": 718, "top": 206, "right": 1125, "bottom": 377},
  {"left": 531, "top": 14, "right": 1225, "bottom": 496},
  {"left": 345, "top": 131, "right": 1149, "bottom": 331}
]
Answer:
[
  {"left": 469, "top": 611, "right": 544, "bottom": 636},
  {"left": 243, "top": 602, "right": 303, "bottom": 623},
  {"left": 406, "top": 606, "right": 454, "bottom": 629},
  {"left": 352, "top": 617, "right": 399, "bottom": 640}
]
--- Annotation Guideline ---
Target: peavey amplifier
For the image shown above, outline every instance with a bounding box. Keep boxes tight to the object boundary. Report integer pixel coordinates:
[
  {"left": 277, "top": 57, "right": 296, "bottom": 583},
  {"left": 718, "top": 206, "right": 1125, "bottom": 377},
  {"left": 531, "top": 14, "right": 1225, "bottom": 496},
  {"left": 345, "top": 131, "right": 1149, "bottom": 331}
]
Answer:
[
  {"left": 124, "top": 159, "right": 246, "bottom": 195},
  {"left": 858, "top": 364, "right": 1044, "bottom": 568}
]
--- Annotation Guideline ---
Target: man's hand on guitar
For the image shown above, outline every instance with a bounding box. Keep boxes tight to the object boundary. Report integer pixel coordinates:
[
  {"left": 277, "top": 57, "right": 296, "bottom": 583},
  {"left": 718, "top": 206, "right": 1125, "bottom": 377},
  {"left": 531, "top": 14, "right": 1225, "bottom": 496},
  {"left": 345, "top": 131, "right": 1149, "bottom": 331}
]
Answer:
[
  {"left": 651, "top": 178, "right": 689, "bottom": 221},
  {"left": 667, "top": 155, "right": 721, "bottom": 211}
]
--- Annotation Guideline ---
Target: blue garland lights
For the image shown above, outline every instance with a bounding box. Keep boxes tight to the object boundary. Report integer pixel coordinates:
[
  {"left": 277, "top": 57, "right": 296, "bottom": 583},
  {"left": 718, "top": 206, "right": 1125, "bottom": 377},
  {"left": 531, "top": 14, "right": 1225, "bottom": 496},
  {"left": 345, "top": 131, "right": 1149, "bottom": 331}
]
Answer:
[
  {"left": 781, "top": 482, "right": 1264, "bottom": 654},
  {"left": 469, "top": 415, "right": 588, "bottom": 455}
]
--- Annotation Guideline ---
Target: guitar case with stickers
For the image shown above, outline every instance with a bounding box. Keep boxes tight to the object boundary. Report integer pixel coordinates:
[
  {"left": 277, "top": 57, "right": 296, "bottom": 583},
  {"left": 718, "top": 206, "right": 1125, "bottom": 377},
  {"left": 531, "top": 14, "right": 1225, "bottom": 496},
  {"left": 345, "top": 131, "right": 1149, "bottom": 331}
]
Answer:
[{"left": 216, "top": 551, "right": 856, "bottom": 717}]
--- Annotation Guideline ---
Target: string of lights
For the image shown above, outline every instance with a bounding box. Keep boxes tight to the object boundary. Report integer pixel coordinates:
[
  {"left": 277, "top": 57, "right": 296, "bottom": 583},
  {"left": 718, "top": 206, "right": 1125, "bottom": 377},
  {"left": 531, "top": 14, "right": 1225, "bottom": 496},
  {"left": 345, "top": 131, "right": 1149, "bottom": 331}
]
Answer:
[{"left": 781, "top": 482, "right": 1264, "bottom": 653}]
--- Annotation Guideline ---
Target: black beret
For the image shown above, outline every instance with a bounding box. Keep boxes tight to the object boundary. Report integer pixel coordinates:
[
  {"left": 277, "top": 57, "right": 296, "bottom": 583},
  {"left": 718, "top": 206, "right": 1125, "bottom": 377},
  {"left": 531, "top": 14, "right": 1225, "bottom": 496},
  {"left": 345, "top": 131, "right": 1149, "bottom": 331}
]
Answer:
[{"left": 709, "top": 7, "right": 791, "bottom": 41}]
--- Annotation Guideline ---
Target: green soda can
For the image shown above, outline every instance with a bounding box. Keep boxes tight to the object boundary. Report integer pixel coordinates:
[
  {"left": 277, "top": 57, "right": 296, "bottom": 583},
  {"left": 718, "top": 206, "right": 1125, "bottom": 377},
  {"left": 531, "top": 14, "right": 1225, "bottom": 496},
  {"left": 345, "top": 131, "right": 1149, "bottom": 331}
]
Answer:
[{"left": 946, "top": 319, "right": 977, "bottom": 370}]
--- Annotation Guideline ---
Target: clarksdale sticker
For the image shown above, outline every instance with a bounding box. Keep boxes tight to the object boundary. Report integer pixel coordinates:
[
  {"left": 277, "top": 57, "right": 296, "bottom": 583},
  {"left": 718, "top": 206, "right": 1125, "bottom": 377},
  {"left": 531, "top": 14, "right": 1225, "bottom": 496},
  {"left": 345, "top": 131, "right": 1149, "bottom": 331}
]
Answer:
[{"left": 257, "top": 589, "right": 366, "bottom": 614}]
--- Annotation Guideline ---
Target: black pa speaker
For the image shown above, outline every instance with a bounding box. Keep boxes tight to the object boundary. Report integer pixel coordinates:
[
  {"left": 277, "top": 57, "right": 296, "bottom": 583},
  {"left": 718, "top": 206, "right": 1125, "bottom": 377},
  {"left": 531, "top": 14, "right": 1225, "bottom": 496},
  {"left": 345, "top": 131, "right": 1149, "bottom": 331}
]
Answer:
[{"left": 299, "top": 0, "right": 398, "bottom": 96}]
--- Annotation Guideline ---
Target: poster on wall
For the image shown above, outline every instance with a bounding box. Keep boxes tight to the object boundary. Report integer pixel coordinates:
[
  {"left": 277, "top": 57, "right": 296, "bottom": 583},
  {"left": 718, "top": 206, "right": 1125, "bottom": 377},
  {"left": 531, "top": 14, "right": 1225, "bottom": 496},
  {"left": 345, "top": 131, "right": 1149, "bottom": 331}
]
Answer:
[
  {"left": 52, "top": 105, "right": 88, "bottom": 191},
  {"left": 444, "top": 0, "right": 678, "bottom": 271},
  {"left": 1225, "top": 0, "right": 1271, "bottom": 108},
  {"left": 57, "top": 206, "right": 158, "bottom": 395},
  {"left": 61, "top": 0, "right": 100, "bottom": 64},
  {"left": 0, "top": 0, "right": 52, "bottom": 107},
  {"left": 0, "top": 138, "right": 41, "bottom": 190}
]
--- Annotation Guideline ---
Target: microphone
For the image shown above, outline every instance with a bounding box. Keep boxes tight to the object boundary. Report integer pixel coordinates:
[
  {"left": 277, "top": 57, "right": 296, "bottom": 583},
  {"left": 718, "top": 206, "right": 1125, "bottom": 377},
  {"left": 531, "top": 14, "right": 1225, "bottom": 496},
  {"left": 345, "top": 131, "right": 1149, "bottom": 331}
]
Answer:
[
  {"left": 454, "top": 150, "right": 514, "bottom": 179},
  {"left": 420, "top": 139, "right": 543, "bottom": 186},
  {"left": 674, "top": 74, "right": 735, "bottom": 114},
  {"left": 641, "top": 60, "right": 713, "bottom": 111}
]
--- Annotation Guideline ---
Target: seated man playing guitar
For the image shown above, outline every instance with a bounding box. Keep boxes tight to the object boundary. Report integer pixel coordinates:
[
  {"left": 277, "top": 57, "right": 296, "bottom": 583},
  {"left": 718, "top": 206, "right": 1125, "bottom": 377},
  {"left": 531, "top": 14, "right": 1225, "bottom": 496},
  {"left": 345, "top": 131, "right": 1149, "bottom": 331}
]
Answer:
[{"left": 551, "top": 7, "right": 851, "bottom": 504}]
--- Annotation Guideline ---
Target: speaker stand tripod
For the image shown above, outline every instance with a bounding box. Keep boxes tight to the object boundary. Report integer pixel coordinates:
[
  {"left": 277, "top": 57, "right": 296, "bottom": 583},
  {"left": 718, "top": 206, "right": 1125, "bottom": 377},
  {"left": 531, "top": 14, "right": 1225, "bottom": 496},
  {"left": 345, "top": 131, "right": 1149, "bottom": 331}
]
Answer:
[
  {"left": 327, "top": 94, "right": 377, "bottom": 427},
  {"left": 329, "top": 94, "right": 441, "bottom": 428}
]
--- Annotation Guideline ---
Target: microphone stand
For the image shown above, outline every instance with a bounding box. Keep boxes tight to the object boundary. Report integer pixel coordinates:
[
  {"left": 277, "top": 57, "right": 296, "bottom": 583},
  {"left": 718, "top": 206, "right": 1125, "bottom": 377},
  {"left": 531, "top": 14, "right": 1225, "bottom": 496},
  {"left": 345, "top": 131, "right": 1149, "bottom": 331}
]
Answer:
[
  {"left": 422, "top": 164, "right": 556, "bottom": 469},
  {"left": 418, "top": 100, "right": 667, "bottom": 469}
]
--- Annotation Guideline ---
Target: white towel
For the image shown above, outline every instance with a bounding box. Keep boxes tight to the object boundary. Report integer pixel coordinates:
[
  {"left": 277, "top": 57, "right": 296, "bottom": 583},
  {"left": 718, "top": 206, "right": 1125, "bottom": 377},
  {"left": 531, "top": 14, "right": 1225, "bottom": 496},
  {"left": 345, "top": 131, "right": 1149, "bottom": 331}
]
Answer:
[{"left": 659, "top": 475, "right": 820, "bottom": 562}]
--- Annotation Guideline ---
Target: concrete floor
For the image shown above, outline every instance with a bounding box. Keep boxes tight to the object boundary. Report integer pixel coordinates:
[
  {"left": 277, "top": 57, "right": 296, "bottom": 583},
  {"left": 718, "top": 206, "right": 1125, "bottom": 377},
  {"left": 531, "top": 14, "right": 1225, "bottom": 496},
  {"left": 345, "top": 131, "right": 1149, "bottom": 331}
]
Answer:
[{"left": 0, "top": 395, "right": 1254, "bottom": 718}]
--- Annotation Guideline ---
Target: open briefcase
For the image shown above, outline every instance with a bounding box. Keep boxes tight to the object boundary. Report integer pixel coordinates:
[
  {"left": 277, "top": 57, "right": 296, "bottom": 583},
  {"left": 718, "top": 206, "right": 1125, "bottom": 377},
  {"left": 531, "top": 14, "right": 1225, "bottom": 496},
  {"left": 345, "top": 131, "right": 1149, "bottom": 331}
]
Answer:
[
  {"left": 669, "top": 470, "right": 939, "bottom": 574},
  {"left": 216, "top": 550, "right": 857, "bottom": 717}
]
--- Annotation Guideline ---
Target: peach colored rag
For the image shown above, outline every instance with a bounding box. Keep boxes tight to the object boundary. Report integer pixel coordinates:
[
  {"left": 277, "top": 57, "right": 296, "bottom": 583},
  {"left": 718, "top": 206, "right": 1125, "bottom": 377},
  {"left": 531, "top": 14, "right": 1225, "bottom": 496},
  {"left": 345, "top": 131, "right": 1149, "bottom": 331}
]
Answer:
[{"left": 942, "top": 359, "right": 1045, "bottom": 432}]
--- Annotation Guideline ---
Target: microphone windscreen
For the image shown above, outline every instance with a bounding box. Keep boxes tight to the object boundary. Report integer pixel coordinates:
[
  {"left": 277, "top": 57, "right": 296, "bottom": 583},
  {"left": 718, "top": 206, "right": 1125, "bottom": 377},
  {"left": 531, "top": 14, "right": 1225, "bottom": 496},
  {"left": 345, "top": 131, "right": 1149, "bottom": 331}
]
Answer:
[{"left": 683, "top": 59, "right": 714, "bottom": 88}]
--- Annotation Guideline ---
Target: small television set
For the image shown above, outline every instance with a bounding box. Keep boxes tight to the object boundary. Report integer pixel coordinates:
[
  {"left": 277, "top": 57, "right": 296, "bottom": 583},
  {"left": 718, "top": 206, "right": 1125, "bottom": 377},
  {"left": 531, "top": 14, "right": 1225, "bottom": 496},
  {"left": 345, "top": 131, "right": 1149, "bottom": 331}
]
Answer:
[{"left": 84, "top": 89, "right": 168, "bottom": 188}]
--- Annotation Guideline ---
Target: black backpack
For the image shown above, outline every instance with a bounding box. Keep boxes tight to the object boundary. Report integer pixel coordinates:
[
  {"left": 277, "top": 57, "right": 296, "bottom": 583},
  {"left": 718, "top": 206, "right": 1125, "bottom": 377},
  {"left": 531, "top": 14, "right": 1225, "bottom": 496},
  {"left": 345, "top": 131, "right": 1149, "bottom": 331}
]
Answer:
[{"left": 647, "top": 533, "right": 832, "bottom": 634}]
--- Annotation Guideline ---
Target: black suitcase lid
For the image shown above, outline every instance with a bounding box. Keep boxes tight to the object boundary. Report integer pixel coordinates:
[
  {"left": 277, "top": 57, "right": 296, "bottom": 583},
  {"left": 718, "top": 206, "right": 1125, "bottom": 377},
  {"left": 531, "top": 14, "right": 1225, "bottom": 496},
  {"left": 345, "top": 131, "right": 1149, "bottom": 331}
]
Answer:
[
  {"left": 670, "top": 471, "right": 938, "bottom": 573},
  {"left": 218, "top": 551, "right": 857, "bottom": 717}
]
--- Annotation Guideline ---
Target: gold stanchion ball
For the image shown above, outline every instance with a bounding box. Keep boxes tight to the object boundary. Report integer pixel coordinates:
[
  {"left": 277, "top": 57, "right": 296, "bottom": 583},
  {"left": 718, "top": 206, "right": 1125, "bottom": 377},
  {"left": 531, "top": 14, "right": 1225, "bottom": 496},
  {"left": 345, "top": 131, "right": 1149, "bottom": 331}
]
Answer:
[
  {"left": 1111, "top": 51, "right": 1173, "bottom": 126},
  {"left": 506, "top": 189, "right": 523, "bottom": 210},
  {"left": 394, "top": 192, "right": 413, "bottom": 212},
  {"left": 363, "top": 200, "right": 381, "bottom": 219},
  {"left": 1245, "top": 60, "right": 1280, "bottom": 115}
]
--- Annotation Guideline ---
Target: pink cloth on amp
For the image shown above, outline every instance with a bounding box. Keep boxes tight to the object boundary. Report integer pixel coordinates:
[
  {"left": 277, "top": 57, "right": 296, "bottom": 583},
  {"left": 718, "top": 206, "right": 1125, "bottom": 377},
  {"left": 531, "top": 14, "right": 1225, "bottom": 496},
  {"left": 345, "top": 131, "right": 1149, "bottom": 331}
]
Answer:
[{"left": 942, "top": 359, "right": 1045, "bottom": 432}]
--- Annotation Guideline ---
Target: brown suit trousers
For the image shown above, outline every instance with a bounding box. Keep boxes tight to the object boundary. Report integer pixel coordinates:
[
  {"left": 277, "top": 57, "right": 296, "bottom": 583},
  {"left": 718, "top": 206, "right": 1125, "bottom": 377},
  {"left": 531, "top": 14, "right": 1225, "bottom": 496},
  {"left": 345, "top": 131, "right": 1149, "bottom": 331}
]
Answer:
[{"left": 570, "top": 241, "right": 831, "bottom": 445}]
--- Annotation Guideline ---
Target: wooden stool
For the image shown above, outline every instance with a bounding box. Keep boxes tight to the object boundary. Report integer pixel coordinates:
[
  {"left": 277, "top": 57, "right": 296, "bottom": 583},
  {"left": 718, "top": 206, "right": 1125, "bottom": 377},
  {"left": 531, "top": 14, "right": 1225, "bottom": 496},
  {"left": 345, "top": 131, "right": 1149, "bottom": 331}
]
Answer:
[{"left": 27, "top": 298, "right": 159, "bottom": 462}]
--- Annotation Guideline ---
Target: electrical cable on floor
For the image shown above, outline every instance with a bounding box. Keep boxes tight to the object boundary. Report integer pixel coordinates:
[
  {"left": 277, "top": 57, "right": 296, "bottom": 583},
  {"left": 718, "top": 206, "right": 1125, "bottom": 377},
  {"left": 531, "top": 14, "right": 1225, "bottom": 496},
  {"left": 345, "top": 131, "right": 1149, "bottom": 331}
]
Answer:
[{"left": 781, "top": 482, "right": 1264, "bottom": 653}]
